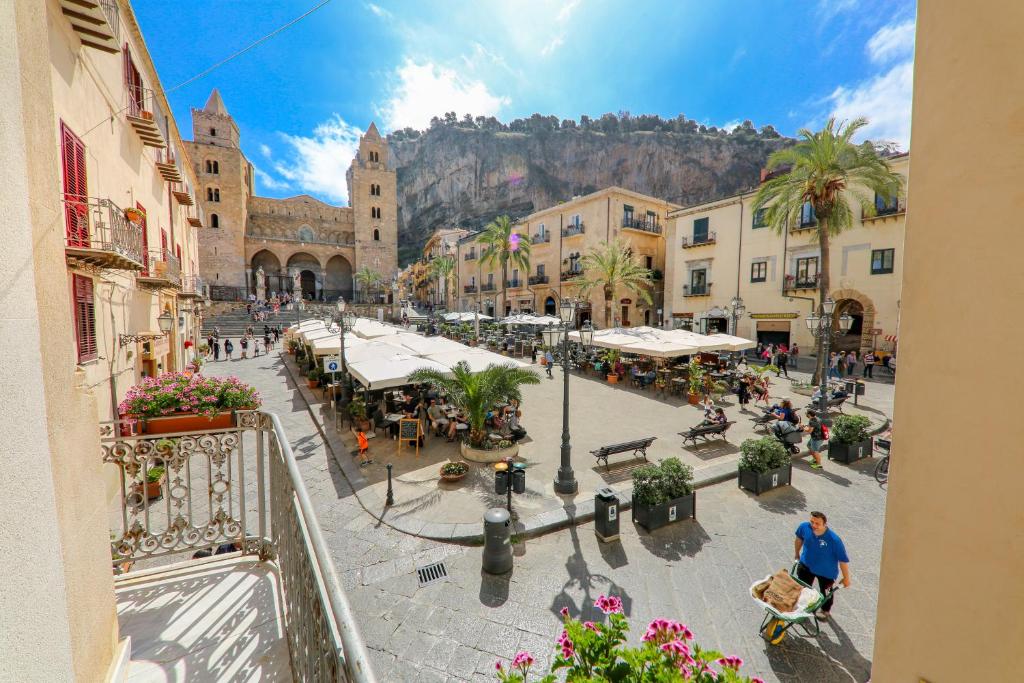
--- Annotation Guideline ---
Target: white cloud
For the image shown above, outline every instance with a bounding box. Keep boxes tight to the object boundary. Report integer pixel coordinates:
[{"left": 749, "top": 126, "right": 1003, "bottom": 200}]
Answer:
[
  {"left": 254, "top": 167, "right": 288, "bottom": 192},
  {"left": 378, "top": 60, "right": 509, "bottom": 131},
  {"left": 259, "top": 143, "right": 272, "bottom": 158},
  {"left": 543, "top": 0, "right": 582, "bottom": 57},
  {"left": 816, "top": 0, "right": 857, "bottom": 22},
  {"left": 556, "top": 0, "right": 581, "bottom": 23},
  {"left": 540, "top": 35, "right": 565, "bottom": 57},
  {"left": 866, "top": 19, "right": 915, "bottom": 64},
  {"left": 273, "top": 115, "right": 362, "bottom": 204},
  {"left": 829, "top": 59, "right": 913, "bottom": 149},
  {"left": 365, "top": 3, "right": 391, "bottom": 20}
]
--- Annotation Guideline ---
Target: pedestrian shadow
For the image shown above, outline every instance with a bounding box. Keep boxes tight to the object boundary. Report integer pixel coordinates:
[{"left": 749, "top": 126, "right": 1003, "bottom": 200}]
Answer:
[
  {"left": 682, "top": 440, "right": 740, "bottom": 461},
  {"left": 634, "top": 519, "right": 710, "bottom": 561},
  {"left": 793, "top": 459, "right": 852, "bottom": 487},
  {"left": 749, "top": 485, "right": 807, "bottom": 515}
]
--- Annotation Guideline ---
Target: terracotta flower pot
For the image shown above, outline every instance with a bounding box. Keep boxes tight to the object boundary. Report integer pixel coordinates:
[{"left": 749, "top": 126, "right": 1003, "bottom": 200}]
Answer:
[
  {"left": 687, "top": 392, "right": 701, "bottom": 405},
  {"left": 140, "top": 110, "right": 154, "bottom": 121},
  {"left": 139, "top": 412, "right": 235, "bottom": 435},
  {"left": 607, "top": 374, "right": 619, "bottom": 383}
]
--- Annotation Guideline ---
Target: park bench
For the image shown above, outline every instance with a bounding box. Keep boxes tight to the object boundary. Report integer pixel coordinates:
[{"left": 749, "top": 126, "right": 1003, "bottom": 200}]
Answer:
[
  {"left": 679, "top": 421, "right": 735, "bottom": 447},
  {"left": 590, "top": 437, "right": 656, "bottom": 471}
]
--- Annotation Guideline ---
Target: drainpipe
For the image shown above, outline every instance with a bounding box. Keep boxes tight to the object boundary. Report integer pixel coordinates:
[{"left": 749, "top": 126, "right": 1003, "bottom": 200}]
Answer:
[{"left": 734, "top": 199, "right": 744, "bottom": 335}]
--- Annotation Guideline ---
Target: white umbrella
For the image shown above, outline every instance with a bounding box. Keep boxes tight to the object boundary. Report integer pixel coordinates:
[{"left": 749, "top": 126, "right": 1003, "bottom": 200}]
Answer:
[
  {"left": 661, "top": 329, "right": 731, "bottom": 352},
  {"left": 310, "top": 333, "right": 368, "bottom": 356},
  {"left": 426, "top": 348, "right": 533, "bottom": 373},
  {"left": 390, "top": 333, "right": 466, "bottom": 355},
  {"left": 347, "top": 355, "right": 452, "bottom": 390},
  {"left": 567, "top": 327, "right": 661, "bottom": 349},
  {"left": 620, "top": 338, "right": 702, "bottom": 358},
  {"left": 351, "top": 318, "right": 402, "bottom": 338},
  {"left": 342, "top": 340, "right": 417, "bottom": 364},
  {"left": 705, "top": 333, "right": 757, "bottom": 351}
]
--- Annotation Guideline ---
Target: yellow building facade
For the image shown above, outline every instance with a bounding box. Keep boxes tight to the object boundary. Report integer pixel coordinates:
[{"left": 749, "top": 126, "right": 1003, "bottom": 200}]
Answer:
[
  {"left": 664, "top": 155, "right": 909, "bottom": 354},
  {"left": 455, "top": 187, "right": 678, "bottom": 326}
]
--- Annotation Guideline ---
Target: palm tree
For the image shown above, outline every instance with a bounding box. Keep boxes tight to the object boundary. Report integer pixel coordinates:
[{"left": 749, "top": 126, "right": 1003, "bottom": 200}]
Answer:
[
  {"left": 430, "top": 255, "right": 456, "bottom": 310},
  {"left": 479, "top": 214, "right": 530, "bottom": 318},
  {"left": 752, "top": 117, "right": 904, "bottom": 381},
  {"left": 408, "top": 362, "right": 539, "bottom": 448},
  {"left": 354, "top": 266, "right": 383, "bottom": 304},
  {"left": 577, "top": 237, "right": 653, "bottom": 327}
]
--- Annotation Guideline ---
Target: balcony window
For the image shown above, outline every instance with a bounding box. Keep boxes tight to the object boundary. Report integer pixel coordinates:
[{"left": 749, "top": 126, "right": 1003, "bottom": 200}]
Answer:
[
  {"left": 871, "top": 248, "right": 895, "bottom": 274},
  {"left": 693, "top": 217, "right": 709, "bottom": 243},
  {"left": 623, "top": 205, "right": 634, "bottom": 225},
  {"left": 795, "top": 256, "right": 819, "bottom": 285},
  {"left": 874, "top": 193, "right": 900, "bottom": 216},
  {"left": 537, "top": 264, "right": 545, "bottom": 276},
  {"left": 751, "top": 261, "right": 767, "bottom": 283},
  {"left": 800, "top": 202, "right": 817, "bottom": 228},
  {"left": 73, "top": 274, "right": 97, "bottom": 362},
  {"left": 690, "top": 268, "right": 707, "bottom": 294},
  {"left": 752, "top": 208, "right": 768, "bottom": 229}
]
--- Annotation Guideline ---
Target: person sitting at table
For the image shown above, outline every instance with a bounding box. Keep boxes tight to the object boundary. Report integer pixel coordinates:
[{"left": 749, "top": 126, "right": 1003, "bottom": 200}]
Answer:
[
  {"left": 630, "top": 364, "right": 643, "bottom": 387},
  {"left": 614, "top": 359, "right": 626, "bottom": 381},
  {"left": 426, "top": 399, "right": 449, "bottom": 436},
  {"left": 401, "top": 392, "right": 418, "bottom": 417},
  {"left": 446, "top": 411, "right": 468, "bottom": 442},
  {"left": 643, "top": 369, "right": 657, "bottom": 387},
  {"left": 770, "top": 399, "right": 799, "bottom": 426}
]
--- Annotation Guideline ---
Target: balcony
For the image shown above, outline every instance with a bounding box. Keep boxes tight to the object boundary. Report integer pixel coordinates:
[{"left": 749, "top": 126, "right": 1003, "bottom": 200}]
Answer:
[
  {"left": 681, "top": 232, "right": 717, "bottom": 248},
  {"left": 125, "top": 87, "right": 166, "bottom": 148},
  {"left": 481, "top": 283, "right": 496, "bottom": 292},
  {"left": 531, "top": 233, "right": 551, "bottom": 244},
  {"left": 622, "top": 217, "right": 662, "bottom": 234},
  {"left": 863, "top": 198, "right": 907, "bottom": 222},
  {"left": 560, "top": 270, "right": 583, "bottom": 281},
  {"left": 528, "top": 274, "right": 549, "bottom": 285},
  {"left": 171, "top": 183, "right": 194, "bottom": 206},
  {"left": 59, "top": 0, "right": 120, "bottom": 53},
  {"left": 506, "top": 279, "right": 522, "bottom": 289},
  {"left": 562, "top": 223, "right": 586, "bottom": 238},
  {"left": 187, "top": 214, "right": 204, "bottom": 228},
  {"left": 179, "top": 275, "right": 206, "bottom": 299},
  {"left": 683, "top": 282, "right": 712, "bottom": 297},
  {"left": 155, "top": 151, "right": 182, "bottom": 183},
  {"left": 63, "top": 196, "right": 145, "bottom": 271},
  {"left": 136, "top": 249, "right": 182, "bottom": 290},
  {"left": 784, "top": 273, "right": 821, "bottom": 290},
  {"left": 104, "top": 412, "right": 374, "bottom": 682},
  {"left": 790, "top": 218, "right": 818, "bottom": 233},
  {"left": 464, "top": 252, "right": 477, "bottom": 261},
  {"left": 463, "top": 284, "right": 478, "bottom": 293}
]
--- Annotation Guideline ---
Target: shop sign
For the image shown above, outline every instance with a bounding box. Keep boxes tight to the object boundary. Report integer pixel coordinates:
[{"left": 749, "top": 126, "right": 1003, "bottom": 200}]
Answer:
[
  {"left": 749, "top": 313, "right": 799, "bottom": 320},
  {"left": 672, "top": 312, "right": 694, "bottom": 318},
  {"left": 867, "top": 327, "right": 882, "bottom": 335},
  {"left": 620, "top": 298, "right": 632, "bottom": 304}
]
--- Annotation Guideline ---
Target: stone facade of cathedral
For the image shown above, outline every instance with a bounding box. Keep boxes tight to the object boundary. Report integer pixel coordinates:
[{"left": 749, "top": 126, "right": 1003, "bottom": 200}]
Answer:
[{"left": 185, "top": 90, "right": 398, "bottom": 303}]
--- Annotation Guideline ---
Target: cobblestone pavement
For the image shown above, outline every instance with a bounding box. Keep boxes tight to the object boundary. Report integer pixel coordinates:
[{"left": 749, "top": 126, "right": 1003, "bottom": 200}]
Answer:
[{"left": 207, "top": 351, "right": 885, "bottom": 682}]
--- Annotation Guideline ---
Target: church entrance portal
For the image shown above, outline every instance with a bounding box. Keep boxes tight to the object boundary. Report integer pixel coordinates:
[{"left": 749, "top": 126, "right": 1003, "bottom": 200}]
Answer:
[{"left": 300, "top": 270, "right": 316, "bottom": 300}]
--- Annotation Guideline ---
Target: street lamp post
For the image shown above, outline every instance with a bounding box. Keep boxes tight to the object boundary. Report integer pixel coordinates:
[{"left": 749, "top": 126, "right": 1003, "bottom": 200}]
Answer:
[
  {"left": 728, "top": 295, "right": 746, "bottom": 336},
  {"left": 805, "top": 297, "right": 853, "bottom": 415},
  {"left": 543, "top": 302, "right": 593, "bottom": 495}
]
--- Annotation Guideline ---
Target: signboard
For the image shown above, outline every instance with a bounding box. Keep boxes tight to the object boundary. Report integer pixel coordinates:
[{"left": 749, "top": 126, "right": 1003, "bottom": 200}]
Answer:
[
  {"left": 398, "top": 418, "right": 422, "bottom": 457},
  {"left": 867, "top": 328, "right": 882, "bottom": 335},
  {"left": 749, "top": 313, "right": 800, "bottom": 320},
  {"left": 323, "top": 356, "right": 341, "bottom": 373},
  {"left": 620, "top": 298, "right": 633, "bottom": 304},
  {"left": 672, "top": 312, "right": 694, "bottom": 318}
]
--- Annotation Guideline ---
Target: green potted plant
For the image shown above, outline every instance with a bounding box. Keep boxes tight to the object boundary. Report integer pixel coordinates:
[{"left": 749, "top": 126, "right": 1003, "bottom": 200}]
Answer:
[
  {"left": 686, "top": 359, "right": 705, "bottom": 405},
  {"left": 118, "top": 372, "right": 261, "bottom": 434},
  {"left": 142, "top": 465, "right": 166, "bottom": 500},
  {"left": 440, "top": 460, "right": 469, "bottom": 481},
  {"left": 347, "top": 396, "right": 370, "bottom": 431},
  {"left": 287, "top": 339, "right": 298, "bottom": 355},
  {"left": 828, "top": 414, "right": 874, "bottom": 463},
  {"left": 306, "top": 366, "right": 321, "bottom": 389},
  {"left": 738, "top": 436, "right": 792, "bottom": 495},
  {"left": 631, "top": 457, "right": 695, "bottom": 531},
  {"left": 603, "top": 349, "right": 621, "bottom": 383},
  {"left": 409, "top": 361, "right": 539, "bottom": 463}
]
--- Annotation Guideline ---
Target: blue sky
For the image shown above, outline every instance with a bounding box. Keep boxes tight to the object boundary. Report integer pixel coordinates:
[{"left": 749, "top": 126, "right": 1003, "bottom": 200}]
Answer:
[{"left": 135, "top": 0, "right": 916, "bottom": 205}]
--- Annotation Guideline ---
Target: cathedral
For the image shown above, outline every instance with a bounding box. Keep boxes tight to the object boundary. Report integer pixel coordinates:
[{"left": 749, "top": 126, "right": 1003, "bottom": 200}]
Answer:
[{"left": 185, "top": 89, "right": 398, "bottom": 302}]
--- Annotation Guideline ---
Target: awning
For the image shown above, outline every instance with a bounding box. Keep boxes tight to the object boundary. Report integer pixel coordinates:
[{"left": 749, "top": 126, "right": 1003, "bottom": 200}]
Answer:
[
  {"left": 342, "top": 340, "right": 417, "bottom": 364},
  {"left": 389, "top": 333, "right": 466, "bottom": 355},
  {"left": 425, "top": 349, "right": 533, "bottom": 372},
  {"left": 347, "top": 355, "right": 452, "bottom": 390},
  {"left": 310, "top": 333, "right": 368, "bottom": 356},
  {"left": 619, "top": 339, "right": 701, "bottom": 358},
  {"left": 704, "top": 333, "right": 757, "bottom": 351}
]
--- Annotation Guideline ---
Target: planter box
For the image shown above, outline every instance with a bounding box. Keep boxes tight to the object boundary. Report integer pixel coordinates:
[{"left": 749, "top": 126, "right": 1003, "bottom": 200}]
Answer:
[
  {"left": 461, "top": 440, "right": 519, "bottom": 463},
  {"left": 138, "top": 412, "right": 236, "bottom": 435},
  {"left": 828, "top": 438, "right": 873, "bottom": 463},
  {"left": 738, "top": 462, "right": 793, "bottom": 495},
  {"left": 631, "top": 492, "right": 696, "bottom": 532}
]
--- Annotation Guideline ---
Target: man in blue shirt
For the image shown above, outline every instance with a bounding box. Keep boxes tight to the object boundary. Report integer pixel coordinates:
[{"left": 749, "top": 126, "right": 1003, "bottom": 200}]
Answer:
[{"left": 794, "top": 511, "right": 851, "bottom": 620}]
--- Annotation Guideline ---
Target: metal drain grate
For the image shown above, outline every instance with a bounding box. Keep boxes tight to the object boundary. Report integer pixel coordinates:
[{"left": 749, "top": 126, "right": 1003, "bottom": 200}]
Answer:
[{"left": 416, "top": 561, "right": 448, "bottom": 587}]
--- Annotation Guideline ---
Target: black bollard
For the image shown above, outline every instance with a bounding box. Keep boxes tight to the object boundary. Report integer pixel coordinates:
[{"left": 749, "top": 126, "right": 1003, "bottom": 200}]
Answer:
[{"left": 385, "top": 463, "right": 394, "bottom": 506}]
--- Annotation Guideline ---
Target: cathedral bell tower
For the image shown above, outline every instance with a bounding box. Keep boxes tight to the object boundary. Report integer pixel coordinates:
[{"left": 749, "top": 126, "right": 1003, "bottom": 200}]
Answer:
[{"left": 347, "top": 122, "right": 397, "bottom": 299}]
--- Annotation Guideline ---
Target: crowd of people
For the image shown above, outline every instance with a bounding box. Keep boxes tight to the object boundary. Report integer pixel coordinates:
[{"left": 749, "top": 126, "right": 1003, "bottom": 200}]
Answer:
[{"left": 205, "top": 324, "right": 283, "bottom": 361}]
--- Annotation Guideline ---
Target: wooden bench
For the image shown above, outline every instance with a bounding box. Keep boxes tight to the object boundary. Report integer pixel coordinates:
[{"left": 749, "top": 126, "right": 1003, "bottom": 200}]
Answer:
[
  {"left": 590, "top": 437, "right": 656, "bottom": 471},
  {"left": 679, "top": 421, "right": 735, "bottom": 447}
]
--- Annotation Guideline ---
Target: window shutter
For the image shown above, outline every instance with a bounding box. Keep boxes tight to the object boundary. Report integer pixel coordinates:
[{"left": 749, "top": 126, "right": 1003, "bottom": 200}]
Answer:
[
  {"left": 61, "top": 123, "right": 89, "bottom": 247},
  {"left": 73, "top": 274, "right": 97, "bottom": 362}
]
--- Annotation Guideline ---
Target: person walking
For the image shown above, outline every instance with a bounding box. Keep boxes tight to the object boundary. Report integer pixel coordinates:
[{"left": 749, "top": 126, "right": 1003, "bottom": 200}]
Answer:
[
  {"left": 545, "top": 349, "right": 554, "bottom": 378},
  {"left": 862, "top": 350, "right": 875, "bottom": 379},
  {"left": 264, "top": 330, "right": 272, "bottom": 351},
  {"left": 223, "top": 338, "right": 234, "bottom": 360},
  {"left": 213, "top": 325, "right": 221, "bottom": 340},
  {"left": 790, "top": 343, "right": 799, "bottom": 371},
  {"left": 776, "top": 348, "right": 790, "bottom": 378},
  {"left": 240, "top": 336, "right": 249, "bottom": 359},
  {"left": 736, "top": 374, "right": 751, "bottom": 408},
  {"left": 828, "top": 352, "right": 841, "bottom": 380},
  {"left": 846, "top": 351, "right": 857, "bottom": 377},
  {"left": 213, "top": 339, "right": 221, "bottom": 361},
  {"left": 206, "top": 335, "right": 215, "bottom": 359},
  {"left": 803, "top": 408, "right": 827, "bottom": 469},
  {"left": 793, "top": 511, "right": 851, "bottom": 621}
]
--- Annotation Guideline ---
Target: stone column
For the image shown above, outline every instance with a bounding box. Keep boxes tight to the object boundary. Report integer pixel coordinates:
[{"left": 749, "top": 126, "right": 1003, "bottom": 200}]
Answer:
[
  {"left": 244, "top": 265, "right": 252, "bottom": 299},
  {"left": 317, "top": 267, "right": 325, "bottom": 301}
]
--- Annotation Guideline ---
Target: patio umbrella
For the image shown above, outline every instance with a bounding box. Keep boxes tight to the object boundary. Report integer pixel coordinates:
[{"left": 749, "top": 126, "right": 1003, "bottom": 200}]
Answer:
[
  {"left": 347, "top": 355, "right": 452, "bottom": 390},
  {"left": 425, "top": 348, "right": 534, "bottom": 372},
  {"left": 705, "top": 333, "right": 757, "bottom": 351},
  {"left": 660, "top": 329, "right": 731, "bottom": 352},
  {"left": 620, "top": 338, "right": 702, "bottom": 358}
]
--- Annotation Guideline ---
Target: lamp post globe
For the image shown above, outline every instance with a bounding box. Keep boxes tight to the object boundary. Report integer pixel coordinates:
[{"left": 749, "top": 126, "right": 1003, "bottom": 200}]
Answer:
[
  {"left": 559, "top": 298, "right": 576, "bottom": 324},
  {"left": 157, "top": 310, "right": 173, "bottom": 334},
  {"left": 821, "top": 297, "right": 836, "bottom": 316},
  {"left": 580, "top": 320, "right": 594, "bottom": 348},
  {"left": 839, "top": 312, "right": 853, "bottom": 333}
]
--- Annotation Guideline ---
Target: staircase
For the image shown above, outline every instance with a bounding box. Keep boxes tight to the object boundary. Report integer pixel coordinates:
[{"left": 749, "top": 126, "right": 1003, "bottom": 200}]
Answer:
[{"left": 201, "top": 308, "right": 311, "bottom": 338}]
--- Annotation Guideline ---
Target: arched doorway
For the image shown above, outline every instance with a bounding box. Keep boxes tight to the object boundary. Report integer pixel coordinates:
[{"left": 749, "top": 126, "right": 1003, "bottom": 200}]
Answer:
[
  {"left": 832, "top": 288, "right": 876, "bottom": 353},
  {"left": 544, "top": 296, "right": 556, "bottom": 316},
  {"left": 251, "top": 250, "right": 282, "bottom": 297},
  {"left": 287, "top": 252, "right": 320, "bottom": 300},
  {"left": 324, "top": 255, "right": 353, "bottom": 302}
]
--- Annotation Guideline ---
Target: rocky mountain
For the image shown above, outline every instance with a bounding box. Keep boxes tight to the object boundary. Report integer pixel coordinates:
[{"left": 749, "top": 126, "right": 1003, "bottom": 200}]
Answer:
[{"left": 387, "top": 115, "right": 793, "bottom": 265}]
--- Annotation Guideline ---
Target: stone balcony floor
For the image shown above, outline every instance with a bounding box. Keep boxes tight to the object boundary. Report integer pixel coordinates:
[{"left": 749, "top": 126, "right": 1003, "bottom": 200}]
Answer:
[{"left": 115, "top": 555, "right": 291, "bottom": 682}]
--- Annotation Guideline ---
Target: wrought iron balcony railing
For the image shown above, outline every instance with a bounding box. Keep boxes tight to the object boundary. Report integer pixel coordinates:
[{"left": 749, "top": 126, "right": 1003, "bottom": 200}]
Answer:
[
  {"left": 103, "top": 411, "right": 375, "bottom": 682},
  {"left": 681, "top": 232, "right": 717, "bottom": 248},
  {"left": 560, "top": 270, "right": 583, "bottom": 280},
  {"left": 683, "top": 282, "right": 712, "bottom": 297},
  {"left": 179, "top": 275, "right": 206, "bottom": 299},
  {"left": 464, "top": 252, "right": 477, "bottom": 260},
  {"left": 531, "top": 233, "right": 551, "bottom": 244},
  {"left": 63, "top": 196, "right": 146, "bottom": 271},
  {"left": 622, "top": 217, "right": 662, "bottom": 234},
  {"left": 864, "top": 198, "right": 907, "bottom": 222},
  {"left": 784, "top": 273, "right": 821, "bottom": 290},
  {"left": 155, "top": 150, "right": 182, "bottom": 183},
  {"left": 481, "top": 283, "right": 496, "bottom": 292},
  {"left": 137, "top": 249, "right": 182, "bottom": 289},
  {"left": 58, "top": 0, "right": 120, "bottom": 53},
  {"left": 463, "top": 284, "right": 478, "bottom": 293},
  {"left": 506, "top": 279, "right": 522, "bottom": 288},
  {"left": 528, "top": 274, "right": 549, "bottom": 285},
  {"left": 125, "top": 86, "right": 166, "bottom": 148},
  {"left": 561, "top": 223, "right": 586, "bottom": 237}
]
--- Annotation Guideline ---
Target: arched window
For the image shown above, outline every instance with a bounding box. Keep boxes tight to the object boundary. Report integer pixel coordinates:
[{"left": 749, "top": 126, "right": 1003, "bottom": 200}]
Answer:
[
  {"left": 373, "top": 229, "right": 380, "bottom": 241},
  {"left": 210, "top": 213, "right": 219, "bottom": 228},
  {"left": 207, "top": 188, "right": 220, "bottom": 202},
  {"left": 297, "top": 225, "right": 315, "bottom": 242},
  {"left": 212, "top": 160, "right": 219, "bottom": 174},
  {"left": 205, "top": 160, "right": 212, "bottom": 173},
  {"left": 210, "top": 127, "right": 216, "bottom": 136}
]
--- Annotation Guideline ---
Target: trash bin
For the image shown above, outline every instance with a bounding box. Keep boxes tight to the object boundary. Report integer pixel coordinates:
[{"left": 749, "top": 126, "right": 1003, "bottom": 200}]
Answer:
[
  {"left": 482, "top": 507, "right": 513, "bottom": 574},
  {"left": 594, "top": 487, "right": 620, "bottom": 542},
  {"left": 494, "top": 467, "right": 509, "bottom": 495},
  {"left": 511, "top": 462, "right": 526, "bottom": 493}
]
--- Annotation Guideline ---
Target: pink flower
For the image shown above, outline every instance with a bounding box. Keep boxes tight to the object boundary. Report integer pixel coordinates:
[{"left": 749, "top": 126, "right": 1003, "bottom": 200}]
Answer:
[
  {"left": 511, "top": 651, "right": 534, "bottom": 672},
  {"left": 594, "top": 594, "right": 623, "bottom": 615},
  {"left": 660, "top": 639, "right": 690, "bottom": 656},
  {"left": 559, "top": 606, "right": 569, "bottom": 618},
  {"left": 494, "top": 660, "right": 503, "bottom": 671},
  {"left": 717, "top": 655, "right": 743, "bottom": 670},
  {"left": 583, "top": 621, "right": 598, "bottom": 632}
]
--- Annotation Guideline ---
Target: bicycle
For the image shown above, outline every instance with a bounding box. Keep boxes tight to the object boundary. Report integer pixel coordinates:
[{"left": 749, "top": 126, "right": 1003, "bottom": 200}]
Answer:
[{"left": 874, "top": 435, "right": 891, "bottom": 484}]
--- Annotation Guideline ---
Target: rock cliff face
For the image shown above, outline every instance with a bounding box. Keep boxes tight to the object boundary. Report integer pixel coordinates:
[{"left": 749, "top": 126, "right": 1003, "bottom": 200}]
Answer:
[{"left": 388, "top": 124, "right": 791, "bottom": 264}]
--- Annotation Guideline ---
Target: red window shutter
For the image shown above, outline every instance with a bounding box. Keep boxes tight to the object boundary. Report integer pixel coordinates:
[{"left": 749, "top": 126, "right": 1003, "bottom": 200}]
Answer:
[
  {"left": 73, "top": 274, "right": 97, "bottom": 362},
  {"left": 175, "top": 244, "right": 181, "bottom": 262},
  {"left": 161, "top": 229, "right": 168, "bottom": 259},
  {"left": 60, "top": 122, "right": 89, "bottom": 247},
  {"left": 137, "top": 202, "right": 149, "bottom": 272}
]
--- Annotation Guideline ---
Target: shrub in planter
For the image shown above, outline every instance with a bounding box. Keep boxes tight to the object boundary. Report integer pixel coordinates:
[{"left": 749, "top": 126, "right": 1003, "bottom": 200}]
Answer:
[
  {"left": 118, "top": 372, "right": 261, "bottom": 434},
  {"left": 632, "top": 458, "right": 696, "bottom": 531},
  {"left": 140, "top": 465, "right": 166, "bottom": 499},
  {"left": 347, "top": 397, "right": 371, "bottom": 430},
  {"left": 440, "top": 461, "right": 469, "bottom": 481},
  {"left": 828, "top": 414, "right": 873, "bottom": 463},
  {"left": 306, "top": 367, "right": 322, "bottom": 388},
  {"left": 738, "top": 437, "right": 792, "bottom": 495}
]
